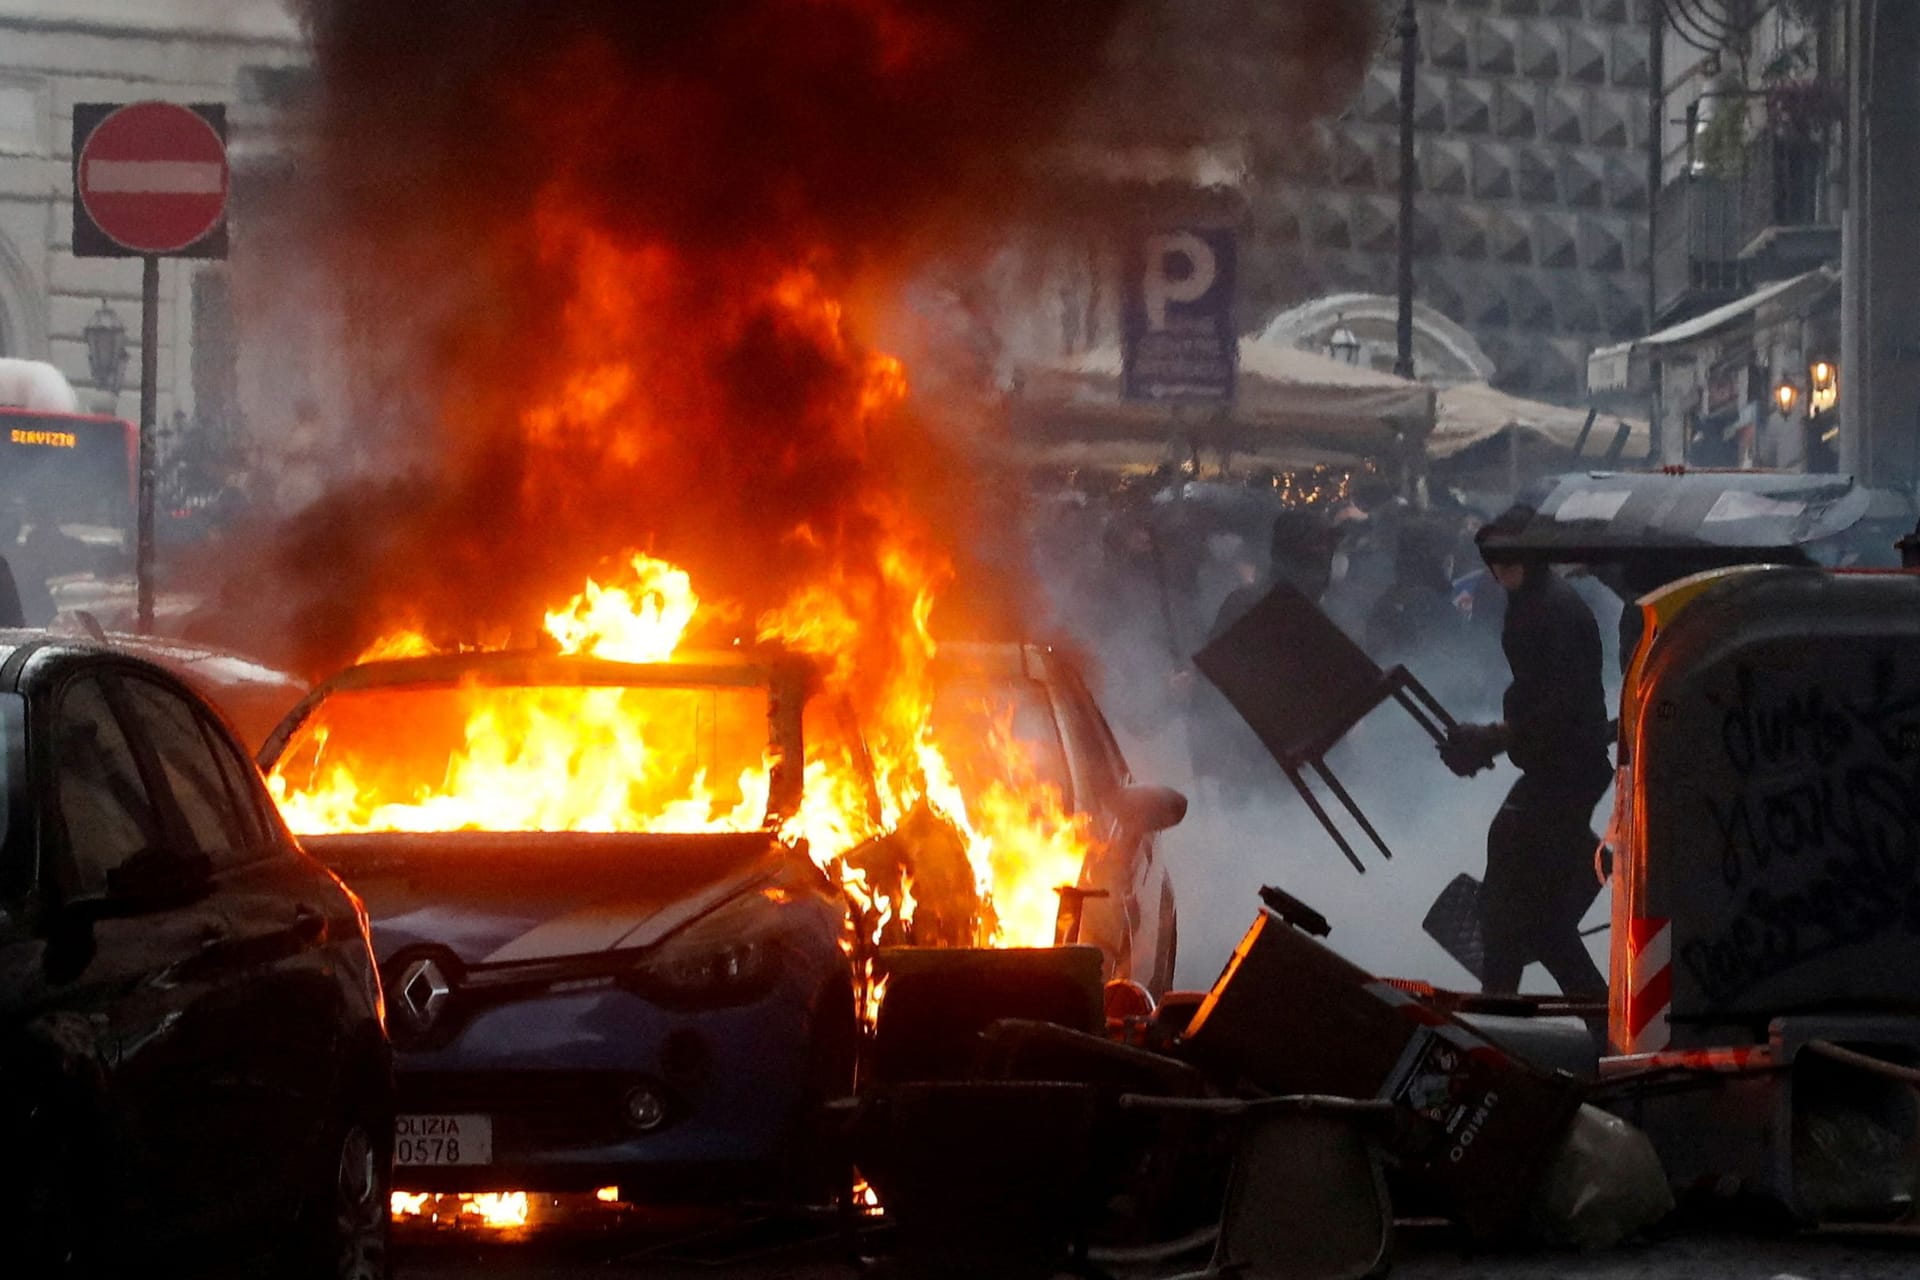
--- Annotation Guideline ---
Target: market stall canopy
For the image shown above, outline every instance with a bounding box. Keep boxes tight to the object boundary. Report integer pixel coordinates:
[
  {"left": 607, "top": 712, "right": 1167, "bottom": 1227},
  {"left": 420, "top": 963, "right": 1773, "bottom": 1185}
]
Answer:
[
  {"left": 1009, "top": 339, "right": 1645, "bottom": 474},
  {"left": 1430, "top": 380, "right": 1650, "bottom": 469},
  {"left": 1008, "top": 341, "right": 1433, "bottom": 473}
]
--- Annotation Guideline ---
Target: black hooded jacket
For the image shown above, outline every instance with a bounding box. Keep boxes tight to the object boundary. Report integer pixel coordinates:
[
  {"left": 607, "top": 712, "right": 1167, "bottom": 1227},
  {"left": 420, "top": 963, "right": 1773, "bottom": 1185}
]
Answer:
[{"left": 1500, "top": 567, "right": 1611, "bottom": 785}]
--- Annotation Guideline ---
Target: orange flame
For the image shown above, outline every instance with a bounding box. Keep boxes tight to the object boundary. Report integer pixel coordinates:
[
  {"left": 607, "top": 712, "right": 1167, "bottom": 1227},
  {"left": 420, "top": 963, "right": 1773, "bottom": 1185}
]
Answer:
[
  {"left": 391, "top": 1190, "right": 531, "bottom": 1230},
  {"left": 273, "top": 549, "right": 1097, "bottom": 953},
  {"left": 269, "top": 259, "right": 1098, "bottom": 955},
  {"left": 543, "top": 553, "right": 699, "bottom": 662}
]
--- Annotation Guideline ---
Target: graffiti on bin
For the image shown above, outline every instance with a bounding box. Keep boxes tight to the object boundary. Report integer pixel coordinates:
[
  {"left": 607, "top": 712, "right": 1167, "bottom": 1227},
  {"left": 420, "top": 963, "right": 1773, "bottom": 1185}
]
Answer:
[{"left": 1676, "top": 657, "right": 1920, "bottom": 1007}]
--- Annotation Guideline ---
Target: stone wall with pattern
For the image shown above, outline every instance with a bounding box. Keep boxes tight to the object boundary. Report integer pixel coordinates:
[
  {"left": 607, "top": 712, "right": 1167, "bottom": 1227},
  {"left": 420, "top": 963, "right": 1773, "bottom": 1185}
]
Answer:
[{"left": 1256, "top": 0, "right": 1653, "bottom": 400}]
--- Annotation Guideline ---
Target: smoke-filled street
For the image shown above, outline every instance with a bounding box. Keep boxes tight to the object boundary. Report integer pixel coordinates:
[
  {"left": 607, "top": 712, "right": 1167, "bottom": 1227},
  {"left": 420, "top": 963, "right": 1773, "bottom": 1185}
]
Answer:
[{"left": 6, "top": 1, "right": 1920, "bottom": 1278}]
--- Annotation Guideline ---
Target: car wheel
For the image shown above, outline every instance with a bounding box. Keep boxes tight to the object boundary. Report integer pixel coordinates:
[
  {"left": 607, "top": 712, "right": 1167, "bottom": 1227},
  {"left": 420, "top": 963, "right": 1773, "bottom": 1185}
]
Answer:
[{"left": 288, "top": 1101, "right": 391, "bottom": 1280}]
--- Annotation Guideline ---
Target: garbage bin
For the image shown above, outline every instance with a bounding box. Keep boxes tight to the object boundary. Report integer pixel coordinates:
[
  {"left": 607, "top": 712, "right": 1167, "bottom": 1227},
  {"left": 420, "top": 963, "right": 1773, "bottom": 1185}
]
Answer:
[{"left": 1184, "top": 906, "right": 1584, "bottom": 1239}]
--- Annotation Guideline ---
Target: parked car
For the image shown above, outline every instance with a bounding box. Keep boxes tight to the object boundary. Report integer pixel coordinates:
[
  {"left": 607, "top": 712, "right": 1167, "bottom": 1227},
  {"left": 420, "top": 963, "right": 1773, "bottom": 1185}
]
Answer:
[
  {"left": 260, "top": 649, "right": 859, "bottom": 1202},
  {"left": 45, "top": 620, "right": 311, "bottom": 753},
  {"left": 930, "top": 642, "right": 1184, "bottom": 994},
  {"left": 0, "top": 632, "right": 392, "bottom": 1278}
]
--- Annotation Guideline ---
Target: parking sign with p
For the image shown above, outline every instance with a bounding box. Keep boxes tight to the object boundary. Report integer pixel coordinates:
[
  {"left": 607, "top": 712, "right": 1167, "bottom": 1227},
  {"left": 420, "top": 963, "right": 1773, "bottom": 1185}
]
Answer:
[{"left": 1122, "top": 227, "right": 1237, "bottom": 403}]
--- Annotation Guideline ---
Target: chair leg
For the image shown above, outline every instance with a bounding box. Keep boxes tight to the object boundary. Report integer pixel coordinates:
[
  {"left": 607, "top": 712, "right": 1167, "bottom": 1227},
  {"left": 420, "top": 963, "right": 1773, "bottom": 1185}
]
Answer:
[
  {"left": 1286, "top": 766, "right": 1366, "bottom": 874},
  {"left": 1311, "top": 759, "right": 1393, "bottom": 862}
]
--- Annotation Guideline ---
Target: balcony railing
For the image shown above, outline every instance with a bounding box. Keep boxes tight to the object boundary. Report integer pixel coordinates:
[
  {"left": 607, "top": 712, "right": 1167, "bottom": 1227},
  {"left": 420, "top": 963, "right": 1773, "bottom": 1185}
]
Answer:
[{"left": 1654, "top": 175, "right": 1744, "bottom": 323}]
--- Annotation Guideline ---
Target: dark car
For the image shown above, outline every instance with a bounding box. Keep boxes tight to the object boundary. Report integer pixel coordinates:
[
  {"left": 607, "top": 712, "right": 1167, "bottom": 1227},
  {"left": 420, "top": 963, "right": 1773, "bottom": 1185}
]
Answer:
[
  {"left": 0, "top": 633, "right": 392, "bottom": 1278},
  {"left": 260, "top": 650, "right": 859, "bottom": 1203},
  {"left": 930, "top": 643, "right": 1184, "bottom": 994}
]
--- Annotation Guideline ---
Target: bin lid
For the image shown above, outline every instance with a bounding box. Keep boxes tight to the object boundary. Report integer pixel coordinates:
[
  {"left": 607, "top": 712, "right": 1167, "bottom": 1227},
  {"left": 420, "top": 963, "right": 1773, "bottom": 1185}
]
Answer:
[{"left": 1476, "top": 472, "right": 1910, "bottom": 580}]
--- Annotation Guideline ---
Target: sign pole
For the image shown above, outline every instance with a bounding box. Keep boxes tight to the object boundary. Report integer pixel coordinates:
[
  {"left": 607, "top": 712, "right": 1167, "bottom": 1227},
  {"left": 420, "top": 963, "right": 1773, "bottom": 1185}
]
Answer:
[
  {"left": 71, "top": 100, "right": 230, "bottom": 635},
  {"left": 137, "top": 253, "right": 158, "bottom": 634}
]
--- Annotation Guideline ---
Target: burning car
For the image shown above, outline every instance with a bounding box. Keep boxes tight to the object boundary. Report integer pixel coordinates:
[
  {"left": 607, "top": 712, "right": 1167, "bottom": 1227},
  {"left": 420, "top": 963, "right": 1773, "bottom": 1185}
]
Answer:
[
  {"left": 929, "top": 642, "right": 1183, "bottom": 992},
  {"left": 259, "top": 549, "right": 1187, "bottom": 1216},
  {"left": 261, "top": 646, "right": 860, "bottom": 1202}
]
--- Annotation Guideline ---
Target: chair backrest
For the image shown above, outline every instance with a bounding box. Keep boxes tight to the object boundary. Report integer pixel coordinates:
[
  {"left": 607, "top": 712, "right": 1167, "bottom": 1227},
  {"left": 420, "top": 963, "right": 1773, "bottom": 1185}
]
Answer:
[
  {"left": 1193, "top": 580, "right": 1389, "bottom": 765},
  {"left": 1211, "top": 1108, "right": 1392, "bottom": 1280}
]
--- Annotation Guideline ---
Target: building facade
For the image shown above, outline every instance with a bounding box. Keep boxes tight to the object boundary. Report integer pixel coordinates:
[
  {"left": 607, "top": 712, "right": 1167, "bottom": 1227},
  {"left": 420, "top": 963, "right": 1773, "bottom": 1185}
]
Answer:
[
  {"left": 1257, "top": 0, "right": 1657, "bottom": 402},
  {"left": 0, "top": 0, "right": 303, "bottom": 435},
  {"left": 1589, "top": 0, "right": 1847, "bottom": 469}
]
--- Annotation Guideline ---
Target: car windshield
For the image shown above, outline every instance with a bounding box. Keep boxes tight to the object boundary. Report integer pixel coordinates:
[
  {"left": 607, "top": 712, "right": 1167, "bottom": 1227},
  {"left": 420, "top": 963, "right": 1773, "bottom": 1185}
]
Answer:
[
  {"left": 267, "top": 678, "right": 772, "bottom": 835},
  {"left": 930, "top": 676, "right": 1070, "bottom": 803}
]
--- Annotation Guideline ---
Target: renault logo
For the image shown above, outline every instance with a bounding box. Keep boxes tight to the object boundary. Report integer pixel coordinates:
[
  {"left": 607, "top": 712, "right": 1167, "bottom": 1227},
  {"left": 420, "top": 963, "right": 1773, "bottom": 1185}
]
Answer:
[{"left": 396, "top": 957, "right": 451, "bottom": 1033}]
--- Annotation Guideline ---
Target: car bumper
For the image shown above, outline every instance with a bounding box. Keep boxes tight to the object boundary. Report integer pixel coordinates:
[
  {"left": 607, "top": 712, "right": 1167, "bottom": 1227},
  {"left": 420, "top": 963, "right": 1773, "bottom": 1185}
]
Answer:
[{"left": 390, "top": 978, "right": 833, "bottom": 1192}]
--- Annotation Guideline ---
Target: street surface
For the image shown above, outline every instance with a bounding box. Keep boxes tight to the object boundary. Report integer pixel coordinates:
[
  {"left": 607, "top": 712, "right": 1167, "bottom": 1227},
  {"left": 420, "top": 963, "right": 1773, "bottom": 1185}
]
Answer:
[{"left": 388, "top": 1215, "right": 1920, "bottom": 1278}]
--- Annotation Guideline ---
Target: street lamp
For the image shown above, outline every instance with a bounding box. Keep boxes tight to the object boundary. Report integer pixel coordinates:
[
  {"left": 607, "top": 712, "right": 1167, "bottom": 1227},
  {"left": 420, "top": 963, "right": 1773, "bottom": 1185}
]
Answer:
[
  {"left": 1327, "top": 318, "right": 1362, "bottom": 365},
  {"left": 83, "top": 299, "right": 128, "bottom": 397},
  {"left": 1809, "top": 360, "right": 1838, "bottom": 415},
  {"left": 1774, "top": 381, "right": 1800, "bottom": 415}
]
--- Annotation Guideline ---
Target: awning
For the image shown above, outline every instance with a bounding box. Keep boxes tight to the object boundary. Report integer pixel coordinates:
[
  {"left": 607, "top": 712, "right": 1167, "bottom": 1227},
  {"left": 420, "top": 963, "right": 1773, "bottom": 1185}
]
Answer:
[
  {"left": 1010, "top": 340, "right": 1647, "bottom": 474},
  {"left": 1008, "top": 340, "right": 1435, "bottom": 473},
  {"left": 1587, "top": 267, "right": 1837, "bottom": 393},
  {"left": 1429, "top": 381, "right": 1648, "bottom": 463}
]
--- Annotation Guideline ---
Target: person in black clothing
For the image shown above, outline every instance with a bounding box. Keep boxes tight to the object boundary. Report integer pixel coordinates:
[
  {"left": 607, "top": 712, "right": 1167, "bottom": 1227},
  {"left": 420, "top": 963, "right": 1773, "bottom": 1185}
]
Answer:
[
  {"left": 1899, "top": 519, "right": 1920, "bottom": 569},
  {"left": 1210, "top": 506, "right": 1341, "bottom": 634},
  {"left": 1439, "top": 507, "right": 1611, "bottom": 1000},
  {"left": 1363, "top": 519, "right": 1461, "bottom": 667}
]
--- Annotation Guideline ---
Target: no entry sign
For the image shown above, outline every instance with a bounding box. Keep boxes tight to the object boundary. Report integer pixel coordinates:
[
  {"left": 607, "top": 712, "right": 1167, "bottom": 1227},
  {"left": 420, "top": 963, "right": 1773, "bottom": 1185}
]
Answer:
[
  {"left": 73, "top": 102, "right": 229, "bottom": 259},
  {"left": 70, "top": 101, "right": 231, "bottom": 634}
]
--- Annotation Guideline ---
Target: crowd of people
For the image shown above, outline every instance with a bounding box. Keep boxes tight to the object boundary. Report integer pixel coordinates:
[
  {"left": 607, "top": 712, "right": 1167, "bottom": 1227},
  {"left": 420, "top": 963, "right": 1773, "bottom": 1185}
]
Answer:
[{"left": 1037, "top": 472, "right": 1519, "bottom": 758}]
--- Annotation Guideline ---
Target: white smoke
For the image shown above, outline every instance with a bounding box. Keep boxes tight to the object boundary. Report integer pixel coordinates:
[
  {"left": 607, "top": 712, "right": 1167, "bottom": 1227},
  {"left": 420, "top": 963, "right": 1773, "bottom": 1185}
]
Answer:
[{"left": 1032, "top": 509, "right": 1615, "bottom": 994}]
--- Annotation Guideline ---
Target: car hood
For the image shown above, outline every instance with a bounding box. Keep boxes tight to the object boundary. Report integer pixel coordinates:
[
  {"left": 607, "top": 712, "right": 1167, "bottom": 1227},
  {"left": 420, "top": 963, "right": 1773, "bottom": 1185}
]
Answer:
[{"left": 303, "top": 830, "right": 794, "bottom": 966}]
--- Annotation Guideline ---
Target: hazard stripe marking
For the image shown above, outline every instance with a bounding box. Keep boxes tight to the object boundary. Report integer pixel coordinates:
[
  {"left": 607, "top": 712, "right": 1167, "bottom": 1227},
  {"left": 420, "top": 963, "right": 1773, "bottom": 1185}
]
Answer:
[{"left": 1624, "top": 917, "right": 1672, "bottom": 1052}]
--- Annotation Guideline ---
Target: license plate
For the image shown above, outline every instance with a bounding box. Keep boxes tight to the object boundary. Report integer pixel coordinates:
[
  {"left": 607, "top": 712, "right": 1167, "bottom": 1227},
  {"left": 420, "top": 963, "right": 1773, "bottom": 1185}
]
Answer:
[{"left": 395, "top": 1114, "right": 493, "bottom": 1166}]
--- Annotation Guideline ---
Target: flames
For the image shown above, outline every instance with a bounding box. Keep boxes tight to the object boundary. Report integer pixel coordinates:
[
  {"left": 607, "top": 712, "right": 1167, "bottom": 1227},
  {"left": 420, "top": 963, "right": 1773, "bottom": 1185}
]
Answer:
[
  {"left": 390, "top": 1190, "right": 533, "bottom": 1230},
  {"left": 542, "top": 554, "right": 701, "bottom": 663},
  {"left": 269, "top": 545, "right": 1096, "bottom": 952},
  {"left": 262, "top": 247, "right": 1100, "bottom": 951}
]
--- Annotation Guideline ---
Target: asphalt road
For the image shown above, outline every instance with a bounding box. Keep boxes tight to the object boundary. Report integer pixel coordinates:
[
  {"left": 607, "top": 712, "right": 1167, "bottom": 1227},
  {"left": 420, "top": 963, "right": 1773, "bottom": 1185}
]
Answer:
[{"left": 390, "top": 1213, "right": 1920, "bottom": 1279}]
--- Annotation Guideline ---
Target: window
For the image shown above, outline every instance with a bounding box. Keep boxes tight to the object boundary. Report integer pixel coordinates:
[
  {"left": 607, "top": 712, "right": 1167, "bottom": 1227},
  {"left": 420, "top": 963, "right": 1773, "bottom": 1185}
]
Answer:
[
  {"left": 54, "top": 677, "right": 162, "bottom": 896},
  {"left": 201, "top": 719, "right": 274, "bottom": 851},
  {"left": 929, "top": 676, "right": 1073, "bottom": 808},
  {"left": 268, "top": 679, "right": 774, "bottom": 834},
  {"left": 119, "top": 678, "right": 259, "bottom": 869}
]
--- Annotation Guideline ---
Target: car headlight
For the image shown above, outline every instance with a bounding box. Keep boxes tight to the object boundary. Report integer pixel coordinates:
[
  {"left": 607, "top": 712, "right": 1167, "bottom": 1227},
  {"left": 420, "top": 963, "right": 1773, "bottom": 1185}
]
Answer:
[
  {"left": 626, "top": 901, "right": 786, "bottom": 1008},
  {"left": 640, "top": 940, "right": 772, "bottom": 999}
]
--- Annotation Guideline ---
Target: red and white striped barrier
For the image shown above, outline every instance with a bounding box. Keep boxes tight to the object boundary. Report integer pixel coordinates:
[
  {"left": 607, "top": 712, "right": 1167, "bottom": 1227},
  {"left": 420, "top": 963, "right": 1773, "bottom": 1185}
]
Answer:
[
  {"left": 1623, "top": 916, "right": 1672, "bottom": 1053},
  {"left": 1599, "top": 1044, "right": 1778, "bottom": 1079}
]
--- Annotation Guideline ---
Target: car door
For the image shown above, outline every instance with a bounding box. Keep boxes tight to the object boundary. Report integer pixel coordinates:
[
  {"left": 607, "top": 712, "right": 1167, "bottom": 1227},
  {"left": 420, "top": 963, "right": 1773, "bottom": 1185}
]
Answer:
[
  {"left": 1045, "top": 655, "right": 1166, "bottom": 986},
  {"left": 112, "top": 672, "right": 350, "bottom": 1221},
  {"left": 36, "top": 666, "right": 241, "bottom": 1237}
]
